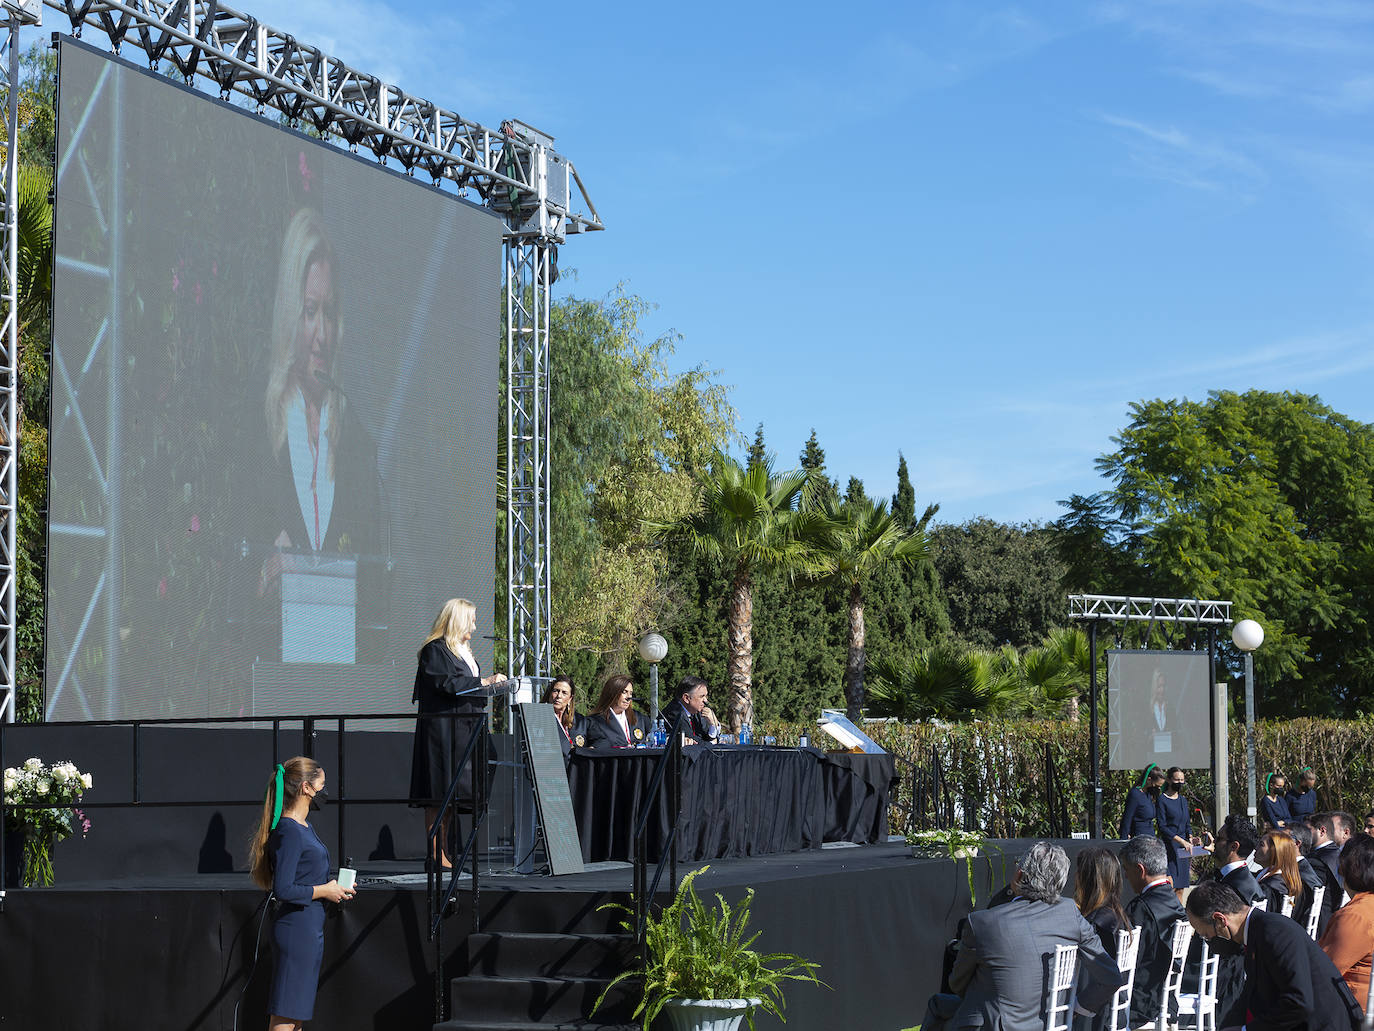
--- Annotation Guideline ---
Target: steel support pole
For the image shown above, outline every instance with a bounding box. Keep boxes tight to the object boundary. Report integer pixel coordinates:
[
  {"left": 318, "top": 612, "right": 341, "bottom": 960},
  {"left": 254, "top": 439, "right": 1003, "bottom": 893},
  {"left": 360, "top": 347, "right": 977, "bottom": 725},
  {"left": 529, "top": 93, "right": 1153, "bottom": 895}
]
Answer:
[
  {"left": 1088, "top": 621, "right": 1102, "bottom": 838},
  {"left": 1207, "top": 627, "right": 1219, "bottom": 830},
  {"left": 1245, "top": 651, "right": 1257, "bottom": 818},
  {"left": 0, "top": 15, "right": 20, "bottom": 724}
]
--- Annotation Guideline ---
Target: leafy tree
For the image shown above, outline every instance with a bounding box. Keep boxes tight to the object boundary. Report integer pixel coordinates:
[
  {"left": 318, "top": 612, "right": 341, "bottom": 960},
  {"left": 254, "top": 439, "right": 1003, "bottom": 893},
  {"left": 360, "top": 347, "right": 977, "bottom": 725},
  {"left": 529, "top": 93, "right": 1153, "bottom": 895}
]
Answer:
[
  {"left": 747, "top": 422, "right": 767, "bottom": 470},
  {"left": 892, "top": 452, "right": 916, "bottom": 528},
  {"left": 546, "top": 288, "right": 733, "bottom": 686},
  {"left": 843, "top": 476, "right": 866, "bottom": 504},
  {"left": 816, "top": 497, "right": 930, "bottom": 719},
  {"left": 651, "top": 452, "right": 824, "bottom": 730},
  {"left": 1094, "top": 390, "right": 1374, "bottom": 713},
  {"left": 930, "top": 518, "right": 1069, "bottom": 649},
  {"left": 1049, "top": 492, "right": 1144, "bottom": 596},
  {"left": 798, "top": 428, "right": 837, "bottom": 503}
]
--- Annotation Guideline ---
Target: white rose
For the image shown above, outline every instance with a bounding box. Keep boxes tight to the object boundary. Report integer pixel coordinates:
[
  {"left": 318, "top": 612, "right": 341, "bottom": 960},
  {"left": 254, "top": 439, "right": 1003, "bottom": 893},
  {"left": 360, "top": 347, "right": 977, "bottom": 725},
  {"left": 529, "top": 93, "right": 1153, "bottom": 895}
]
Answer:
[
  {"left": 81, "top": 773, "right": 93, "bottom": 790},
  {"left": 2, "top": 774, "right": 15, "bottom": 795},
  {"left": 53, "top": 766, "right": 70, "bottom": 784},
  {"left": 36, "top": 778, "right": 50, "bottom": 794},
  {"left": 23, "top": 757, "right": 41, "bottom": 771}
]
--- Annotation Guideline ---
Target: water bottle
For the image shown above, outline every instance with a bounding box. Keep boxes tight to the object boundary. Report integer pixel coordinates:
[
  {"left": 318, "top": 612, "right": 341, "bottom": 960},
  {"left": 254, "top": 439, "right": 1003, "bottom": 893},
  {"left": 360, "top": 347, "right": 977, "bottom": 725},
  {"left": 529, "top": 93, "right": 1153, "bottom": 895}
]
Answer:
[
  {"left": 740, "top": 722, "right": 753, "bottom": 746},
  {"left": 654, "top": 717, "right": 667, "bottom": 747}
]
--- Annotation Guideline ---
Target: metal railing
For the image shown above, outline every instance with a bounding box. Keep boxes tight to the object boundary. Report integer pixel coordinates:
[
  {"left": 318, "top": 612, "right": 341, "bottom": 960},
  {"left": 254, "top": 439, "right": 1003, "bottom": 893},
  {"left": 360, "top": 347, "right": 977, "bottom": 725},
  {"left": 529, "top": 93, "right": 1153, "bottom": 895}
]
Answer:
[{"left": 631, "top": 708, "right": 687, "bottom": 967}]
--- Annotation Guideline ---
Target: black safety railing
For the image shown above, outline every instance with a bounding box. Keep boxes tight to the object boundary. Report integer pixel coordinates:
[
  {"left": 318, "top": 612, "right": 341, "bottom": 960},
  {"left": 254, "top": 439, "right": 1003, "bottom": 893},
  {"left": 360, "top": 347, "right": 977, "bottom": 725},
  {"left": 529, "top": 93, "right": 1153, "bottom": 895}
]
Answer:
[
  {"left": 631, "top": 708, "right": 687, "bottom": 969},
  {"left": 0, "top": 710, "right": 484, "bottom": 897},
  {"left": 427, "top": 714, "right": 489, "bottom": 1024},
  {"left": 1043, "top": 742, "right": 1071, "bottom": 839}
]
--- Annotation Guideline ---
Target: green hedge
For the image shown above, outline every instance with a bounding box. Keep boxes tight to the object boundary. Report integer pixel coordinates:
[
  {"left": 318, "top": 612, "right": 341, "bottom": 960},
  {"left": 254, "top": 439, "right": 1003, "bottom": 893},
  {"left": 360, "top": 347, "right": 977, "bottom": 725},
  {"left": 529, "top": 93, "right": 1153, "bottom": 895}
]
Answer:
[{"left": 757, "top": 716, "right": 1374, "bottom": 838}]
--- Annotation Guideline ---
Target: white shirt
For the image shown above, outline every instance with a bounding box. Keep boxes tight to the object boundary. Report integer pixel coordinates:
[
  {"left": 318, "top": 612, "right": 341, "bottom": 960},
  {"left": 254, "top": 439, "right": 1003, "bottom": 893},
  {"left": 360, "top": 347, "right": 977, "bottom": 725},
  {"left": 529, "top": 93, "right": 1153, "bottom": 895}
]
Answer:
[
  {"left": 1220, "top": 859, "right": 1248, "bottom": 877},
  {"left": 612, "top": 708, "right": 631, "bottom": 744},
  {"left": 287, "top": 391, "right": 333, "bottom": 551}
]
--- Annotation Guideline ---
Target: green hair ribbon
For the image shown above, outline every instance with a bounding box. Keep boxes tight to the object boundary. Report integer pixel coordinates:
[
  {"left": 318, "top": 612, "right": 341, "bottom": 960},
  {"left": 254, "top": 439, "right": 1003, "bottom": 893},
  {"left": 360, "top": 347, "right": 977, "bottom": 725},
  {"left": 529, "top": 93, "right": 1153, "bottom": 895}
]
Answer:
[
  {"left": 1140, "top": 762, "right": 1157, "bottom": 789},
  {"left": 269, "top": 764, "right": 285, "bottom": 830},
  {"left": 1265, "top": 772, "right": 1275, "bottom": 795}
]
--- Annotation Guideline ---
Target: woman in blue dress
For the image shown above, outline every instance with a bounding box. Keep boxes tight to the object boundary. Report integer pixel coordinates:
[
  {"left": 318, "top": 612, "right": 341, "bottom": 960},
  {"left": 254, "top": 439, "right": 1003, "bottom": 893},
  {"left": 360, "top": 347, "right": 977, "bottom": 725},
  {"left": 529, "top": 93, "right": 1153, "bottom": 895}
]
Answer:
[
  {"left": 1155, "top": 766, "right": 1194, "bottom": 891},
  {"left": 249, "top": 756, "right": 356, "bottom": 1030},
  {"left": 1260, "top": 772, "right": 1293, "bottom": 829},
  {"left": 1120, "top": 763, "right": 1166, "bottom": 839}
]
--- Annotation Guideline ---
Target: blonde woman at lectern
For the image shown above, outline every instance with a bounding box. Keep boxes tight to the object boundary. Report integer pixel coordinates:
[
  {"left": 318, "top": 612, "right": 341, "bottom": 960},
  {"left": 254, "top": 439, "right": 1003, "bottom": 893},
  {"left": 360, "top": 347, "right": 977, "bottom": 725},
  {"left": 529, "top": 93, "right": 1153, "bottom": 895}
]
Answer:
[{"left": 408, "top": 599, "right": 506, "bottom": 867}]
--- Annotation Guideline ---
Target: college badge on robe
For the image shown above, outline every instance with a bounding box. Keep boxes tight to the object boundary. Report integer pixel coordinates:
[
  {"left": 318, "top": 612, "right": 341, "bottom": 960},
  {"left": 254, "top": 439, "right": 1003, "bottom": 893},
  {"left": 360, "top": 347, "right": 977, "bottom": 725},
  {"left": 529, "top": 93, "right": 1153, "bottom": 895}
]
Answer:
[
  {"left": 574, "top": 734, "right": 586, "bottom": 747},
  {"left": 633, "top": 727, "right": 644, "bottom": 741}
]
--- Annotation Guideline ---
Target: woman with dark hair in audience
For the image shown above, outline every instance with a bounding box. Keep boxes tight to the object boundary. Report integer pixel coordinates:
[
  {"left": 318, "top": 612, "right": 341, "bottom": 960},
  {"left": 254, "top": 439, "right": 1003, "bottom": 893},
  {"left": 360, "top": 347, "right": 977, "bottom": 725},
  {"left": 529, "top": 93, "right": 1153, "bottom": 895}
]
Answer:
[
  {"left": 541, "top": 676, "right": 586, "bottom": 759},
  {"left": 1155, "top": 767, "right": 1194, "bottom": 890},
  {"left": 1255, "top": 829, "right": 1303, "bottom": 915},
  {"left": 1320, "top": 832, "right": 1374, "bottom": 1003},
  {"left": 584, "top": 674, "right": 647, "bottom": 750},
  {"left": 1072, "top": 847, "right": 1132, "bottom": 1031},
  {"left": 1260, "top": 772, "right": 1293, "bottom": 829},
  {"left": 249, "top": 756, "right": 356, "bottom": 1031},
  {"left": 1119, "top": 764, "right": 1165, "bottom": 839}
]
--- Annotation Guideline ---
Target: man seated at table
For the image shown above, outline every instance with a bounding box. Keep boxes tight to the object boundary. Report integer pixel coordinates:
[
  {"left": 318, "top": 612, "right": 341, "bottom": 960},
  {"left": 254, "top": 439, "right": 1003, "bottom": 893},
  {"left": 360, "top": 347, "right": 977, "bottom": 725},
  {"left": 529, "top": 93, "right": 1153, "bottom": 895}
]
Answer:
[
  {"left": 921, "top": 841, "right": 1124, "bottom": 1031},
  {"left": 1121, "top": 834, "right": 1187, "bottom": 1030},
  {"left": 657, "top": 675, "right": 720, "bottom": 745}
]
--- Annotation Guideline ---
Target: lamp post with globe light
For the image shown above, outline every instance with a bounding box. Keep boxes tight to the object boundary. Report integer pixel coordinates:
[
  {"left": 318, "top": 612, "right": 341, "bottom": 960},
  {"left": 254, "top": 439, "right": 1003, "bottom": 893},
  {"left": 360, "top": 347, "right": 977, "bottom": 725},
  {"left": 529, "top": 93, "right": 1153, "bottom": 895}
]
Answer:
[
  {"left": 1232, "top": 619, "right": 1264, "bottom": 818},
  {"left": 638, "top": 633, "right": 668, "bottom": 723}
]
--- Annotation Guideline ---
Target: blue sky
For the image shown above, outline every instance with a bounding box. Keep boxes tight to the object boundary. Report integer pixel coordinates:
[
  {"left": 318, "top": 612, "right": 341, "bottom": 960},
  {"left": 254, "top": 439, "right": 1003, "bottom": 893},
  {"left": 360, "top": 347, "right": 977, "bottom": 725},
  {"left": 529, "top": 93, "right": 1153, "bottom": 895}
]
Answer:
[{"left": 239, "top": 0, "right": 1374, "bottom": 525}]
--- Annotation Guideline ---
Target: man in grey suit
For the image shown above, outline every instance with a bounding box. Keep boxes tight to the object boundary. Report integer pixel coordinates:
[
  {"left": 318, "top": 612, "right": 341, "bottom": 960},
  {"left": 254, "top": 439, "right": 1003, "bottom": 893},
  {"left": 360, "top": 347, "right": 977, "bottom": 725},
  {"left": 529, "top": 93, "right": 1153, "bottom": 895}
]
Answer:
[{"left": 922, "top": 842, "right": 1125, "bottom": 1031}]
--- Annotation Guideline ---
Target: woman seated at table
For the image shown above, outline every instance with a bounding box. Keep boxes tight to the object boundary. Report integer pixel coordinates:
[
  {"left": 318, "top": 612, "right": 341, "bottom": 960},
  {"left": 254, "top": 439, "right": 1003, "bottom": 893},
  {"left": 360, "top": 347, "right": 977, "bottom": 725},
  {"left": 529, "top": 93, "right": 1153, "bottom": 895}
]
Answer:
[
  {"left": 1320, "top": 832, "right": 1374, "bottom": 1003},
  {"left": 1255, "top": 828, "right": 1303, "bottom": 915},
  {"left": 584, "top": 674, "right": 647, "bottom": 750},
  {"left": 541, "top": 675, "right": 586, "bottom": 760}
]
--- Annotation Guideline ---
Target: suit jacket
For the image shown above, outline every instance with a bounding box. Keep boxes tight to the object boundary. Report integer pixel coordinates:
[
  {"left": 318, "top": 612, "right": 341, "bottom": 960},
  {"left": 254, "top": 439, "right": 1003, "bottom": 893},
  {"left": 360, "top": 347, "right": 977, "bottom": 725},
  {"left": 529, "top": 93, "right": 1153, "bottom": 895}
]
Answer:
[
  {"left": 947, "top": 896, "right": 1124, "bottom": 1031},
  {"left": 1125, "top": 882, "right": 1187, "bottom": 1028},
  {"left": 1312, "top": 843, "right": 1344, "bottom": 937},
  {"left": 1320, "top": 890, "right": 1374, "bottom": 1008},
  {"left": 1243, "top": 908, "right": 1362, "bottom": 1031},
  {"left": 1217, "top": 861, "right": 1264, "bottom": 904},
  {"left": 1258, "top": 870, "right": 1293, "bottom": 916},
  {"left": 584, "top": 707, "right": 649, "bottom": 750},
  {"left": 658, "top": 698, "right": 716, "bottom": 744}
]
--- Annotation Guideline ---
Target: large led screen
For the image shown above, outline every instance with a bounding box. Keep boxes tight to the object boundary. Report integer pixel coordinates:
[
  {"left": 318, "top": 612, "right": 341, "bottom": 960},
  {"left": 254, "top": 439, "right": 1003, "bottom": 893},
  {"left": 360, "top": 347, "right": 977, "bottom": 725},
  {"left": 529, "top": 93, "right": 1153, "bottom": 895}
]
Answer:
[
  {"left": 47, "top": 39, "right": 502, "bottom": 720},
  {"left": 1106, "top": 650, "right": 1212, "bottom": 771}
]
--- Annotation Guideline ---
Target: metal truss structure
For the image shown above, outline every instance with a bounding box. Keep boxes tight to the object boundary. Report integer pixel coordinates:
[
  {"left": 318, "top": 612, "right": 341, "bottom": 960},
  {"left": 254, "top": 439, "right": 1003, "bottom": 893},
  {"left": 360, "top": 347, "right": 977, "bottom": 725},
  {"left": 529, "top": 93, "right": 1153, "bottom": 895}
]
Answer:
[
  {"left": 1068, "top": 594, "right": 1232, "bottom": 626},
  {"left": 1, "top": 0, "right": 601, "bottom": 720}
]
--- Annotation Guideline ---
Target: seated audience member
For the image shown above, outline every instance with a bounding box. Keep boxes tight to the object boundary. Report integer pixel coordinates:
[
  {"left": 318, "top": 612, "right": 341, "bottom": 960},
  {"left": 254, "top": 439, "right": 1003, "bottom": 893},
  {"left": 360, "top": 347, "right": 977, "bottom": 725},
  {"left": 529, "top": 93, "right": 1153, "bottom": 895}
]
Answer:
[
  {"left": 1312, "top": 811, "right": 1355, "bottom": 936},
  {"left": 1186, "top": 880, "right": 1362, "bottom": 1031},
  {"left": 1255, "top": 829, "right": 1303, "bottom": 916},
  {"left": 1119, "top": 764, "right": 1166, "bottom": 839},
  {"left": 1208, "top": 814, "right": 1263, "bottom": 902},
  {"left": 1287, "top": 767, "right": 1319, "bottom": 823},
  {"left": 922, "top": 842, "right": 1123, "bottom": 1031},
  {"left": 540, "top": 676, "right": 585, "bottom": 759},
  {"left": 1260, "top": 772, "right": 1293, "bottom": 829},
  {"left": 1321, "top": 832, "right": 1374, "bottom": 1006},
  {"left": 1074, "top": 847, "right": 1132, "bottom": 1031},
  {"left": 1121, "top": 835, "right": 1187, "bottom": 1030},
  {"left": 1364, "top": 811, "right": 1374, "bottom": 837},
  {"left": 657, "top": 675, "right": 719, "bottom": 745},
  {"left": 583, "top": 674, "right": 647, "bottom": 750},
  {"left": 1291, "top": 821, "right": 1326, "bottom": 928}
]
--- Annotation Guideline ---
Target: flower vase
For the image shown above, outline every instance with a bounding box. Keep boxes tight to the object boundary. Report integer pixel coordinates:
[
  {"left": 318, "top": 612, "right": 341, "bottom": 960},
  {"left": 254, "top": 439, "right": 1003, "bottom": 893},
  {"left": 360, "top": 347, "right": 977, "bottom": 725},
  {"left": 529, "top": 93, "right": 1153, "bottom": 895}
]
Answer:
[
  {"left": 18, "top": 831, "right": 55, "bottom": 888},
  {"left": 660, "top": 998, "right": 761, "bottom": 1031}
]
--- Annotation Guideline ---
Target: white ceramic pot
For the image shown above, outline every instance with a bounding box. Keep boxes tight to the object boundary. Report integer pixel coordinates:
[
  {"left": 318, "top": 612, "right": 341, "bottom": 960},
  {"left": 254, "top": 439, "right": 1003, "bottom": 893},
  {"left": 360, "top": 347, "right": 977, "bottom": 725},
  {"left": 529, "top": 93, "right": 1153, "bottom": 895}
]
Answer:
[{"left": 660, "top": 997, "right": 761, "bottom": 1031}]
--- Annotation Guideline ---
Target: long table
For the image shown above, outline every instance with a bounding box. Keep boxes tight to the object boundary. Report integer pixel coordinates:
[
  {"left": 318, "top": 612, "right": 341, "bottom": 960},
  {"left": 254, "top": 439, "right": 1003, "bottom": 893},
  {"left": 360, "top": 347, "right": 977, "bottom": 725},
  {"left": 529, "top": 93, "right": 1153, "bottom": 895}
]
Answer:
[{"left": 566, "top": 745, "right": 897, "bottom": 864}]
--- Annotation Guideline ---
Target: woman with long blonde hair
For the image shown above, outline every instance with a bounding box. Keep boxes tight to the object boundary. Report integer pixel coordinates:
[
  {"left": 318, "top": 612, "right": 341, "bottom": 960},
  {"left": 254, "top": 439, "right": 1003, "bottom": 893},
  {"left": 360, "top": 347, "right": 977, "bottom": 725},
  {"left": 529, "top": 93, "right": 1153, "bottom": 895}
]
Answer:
[
  {"left": 247, "top": 756, "right": 354, "bottom": 1029},
  {"left": 408, "top": 599, "right": 507, "bottom": 867},
  {"left": 1256, "top": 828, "right": 1304, "bottom": 915}
]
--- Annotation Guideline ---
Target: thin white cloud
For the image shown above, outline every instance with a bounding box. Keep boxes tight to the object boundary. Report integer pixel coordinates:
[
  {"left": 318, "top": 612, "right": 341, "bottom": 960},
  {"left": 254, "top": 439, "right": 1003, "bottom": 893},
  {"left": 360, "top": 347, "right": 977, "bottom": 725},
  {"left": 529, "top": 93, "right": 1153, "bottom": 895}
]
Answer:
[{"left": 1096, "top": 112, "right": 1268, "bottom": 197}]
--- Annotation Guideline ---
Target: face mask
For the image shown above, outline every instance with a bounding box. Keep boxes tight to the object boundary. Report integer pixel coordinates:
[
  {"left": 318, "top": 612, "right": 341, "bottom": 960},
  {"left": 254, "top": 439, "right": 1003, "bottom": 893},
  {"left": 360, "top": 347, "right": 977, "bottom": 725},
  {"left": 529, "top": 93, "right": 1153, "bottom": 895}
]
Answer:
[
  {"left": 310, "top": 787, "right": 328, "bottom": 813},
  {"left": 1206, "top": 925, "right": 1243, "bottom": 957}
]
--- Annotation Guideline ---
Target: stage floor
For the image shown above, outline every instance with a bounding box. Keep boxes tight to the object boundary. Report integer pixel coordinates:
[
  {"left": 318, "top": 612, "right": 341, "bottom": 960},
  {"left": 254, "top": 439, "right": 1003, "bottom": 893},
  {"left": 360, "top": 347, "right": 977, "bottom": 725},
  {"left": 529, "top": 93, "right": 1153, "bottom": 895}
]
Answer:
[{"left": 0, "top": 838, "right": 1061, "bottom": 1031}]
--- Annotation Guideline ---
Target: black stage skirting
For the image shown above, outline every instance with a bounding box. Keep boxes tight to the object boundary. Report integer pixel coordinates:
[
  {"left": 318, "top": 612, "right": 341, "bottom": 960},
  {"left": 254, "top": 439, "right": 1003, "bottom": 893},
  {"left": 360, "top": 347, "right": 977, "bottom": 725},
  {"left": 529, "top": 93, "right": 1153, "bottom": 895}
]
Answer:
[
  {"left": 0, "top": 840, "right": 1103, "bottom": 1031},
  {"left": 567, "top": 746, "right": 896, "bottom": 863}
]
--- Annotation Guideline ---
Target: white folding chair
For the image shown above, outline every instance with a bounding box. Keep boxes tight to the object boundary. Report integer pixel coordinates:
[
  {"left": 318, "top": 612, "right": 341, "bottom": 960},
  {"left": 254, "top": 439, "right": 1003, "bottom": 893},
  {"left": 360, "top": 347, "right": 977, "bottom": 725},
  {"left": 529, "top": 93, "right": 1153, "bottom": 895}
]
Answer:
[
  {"left": 1135, "top": 919, "right": 1194, "bottom": 1031},
  {"left": 1280, "top": 894, "right": 1295, "bottom": 919},
  {"left": 1307, "top": 885, "right": 1326, "bottom": 940},
  {"left": 1045, "top": 942, "right": 1080, "bottom": 1031},
  {"left": 1175, "top": 939, "right": 1220, "bottom": 1031},
  {"left": 1107, "top": 926, "right": 1142, "bottom": 1031}
]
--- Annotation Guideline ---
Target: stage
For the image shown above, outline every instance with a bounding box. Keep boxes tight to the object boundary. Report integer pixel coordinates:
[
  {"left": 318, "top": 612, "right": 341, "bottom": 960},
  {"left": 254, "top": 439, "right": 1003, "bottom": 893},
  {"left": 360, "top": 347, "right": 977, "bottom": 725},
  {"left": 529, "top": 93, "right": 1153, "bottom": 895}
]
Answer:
[{"left": 0, "top": 838, "right": 1070, "bottom": 1031}]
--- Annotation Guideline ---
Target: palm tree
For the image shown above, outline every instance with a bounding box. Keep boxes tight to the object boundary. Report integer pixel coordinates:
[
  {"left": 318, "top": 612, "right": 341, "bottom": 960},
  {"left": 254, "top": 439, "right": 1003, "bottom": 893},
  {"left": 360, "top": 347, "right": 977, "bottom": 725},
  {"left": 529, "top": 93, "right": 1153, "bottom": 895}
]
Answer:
[
  {"left": 652, "top": 451, "right": 823, "bottom": 731},
  {"left": 817, "top": 496, "right": 930, "bottom": 720}
]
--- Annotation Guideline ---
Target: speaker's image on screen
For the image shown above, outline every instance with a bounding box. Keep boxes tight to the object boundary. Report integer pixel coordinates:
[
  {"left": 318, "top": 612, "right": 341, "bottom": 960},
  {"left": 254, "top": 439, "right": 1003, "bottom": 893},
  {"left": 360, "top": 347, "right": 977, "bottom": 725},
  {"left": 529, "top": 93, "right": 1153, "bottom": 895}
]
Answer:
[
  {"left": 1106, "top": 650, "right": 1211, "bottom": 771},
  {"left": 47, "top": 39, "right": 502, "bottom": 721}
]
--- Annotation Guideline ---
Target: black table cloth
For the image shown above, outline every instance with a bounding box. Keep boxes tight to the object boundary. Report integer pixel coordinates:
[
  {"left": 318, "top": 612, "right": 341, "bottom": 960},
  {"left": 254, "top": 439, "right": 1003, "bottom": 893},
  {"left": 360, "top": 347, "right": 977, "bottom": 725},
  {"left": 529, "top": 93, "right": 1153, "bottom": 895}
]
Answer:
[{"left": 565, "top": 746, "right": 897, "bottom": 864}]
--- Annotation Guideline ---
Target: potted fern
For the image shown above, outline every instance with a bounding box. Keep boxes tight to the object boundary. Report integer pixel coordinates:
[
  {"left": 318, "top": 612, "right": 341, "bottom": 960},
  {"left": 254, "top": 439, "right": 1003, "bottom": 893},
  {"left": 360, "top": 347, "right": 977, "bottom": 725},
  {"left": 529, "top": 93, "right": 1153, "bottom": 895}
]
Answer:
[{"left": 597, "top": 865, "right": 827, "bottom": 1031}]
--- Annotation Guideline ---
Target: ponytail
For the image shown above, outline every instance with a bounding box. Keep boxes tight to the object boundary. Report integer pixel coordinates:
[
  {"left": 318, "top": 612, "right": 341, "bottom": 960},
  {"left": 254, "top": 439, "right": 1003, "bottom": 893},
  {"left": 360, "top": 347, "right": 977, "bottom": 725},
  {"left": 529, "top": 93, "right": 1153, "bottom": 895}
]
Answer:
[
  {"left": 248, "top": 756, "right": 321, "bottom": 890},
  {"left": 1140, "top": 763, "right": 1157, "bottom": 789}
]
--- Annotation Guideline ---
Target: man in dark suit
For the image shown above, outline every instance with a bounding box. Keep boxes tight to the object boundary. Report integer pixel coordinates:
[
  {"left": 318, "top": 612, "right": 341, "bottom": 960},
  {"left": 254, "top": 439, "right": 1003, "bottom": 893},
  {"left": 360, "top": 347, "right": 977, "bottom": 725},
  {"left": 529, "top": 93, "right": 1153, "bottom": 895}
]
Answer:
[
  {"left": 657, "top": 675, "right": 719, "bottom": 745},
  {"left": 1121, "top": 834, "right": 1187, "bottom": 1029},
  {"left": 1200, "top": 815, "right": 1262, "bottom": 1026},
  {"left": 1312, "top": 812, "right": 1354, "bottom": 936},
  {"left": 1185, "top": 879, "right": 1362, "bottom": 1031},
  {"left": 923, "top": 842, "right": 1123, "bottom": 1031},
  {"left": 1291, "top": 822, "right": 1326, "bottom": 929}
]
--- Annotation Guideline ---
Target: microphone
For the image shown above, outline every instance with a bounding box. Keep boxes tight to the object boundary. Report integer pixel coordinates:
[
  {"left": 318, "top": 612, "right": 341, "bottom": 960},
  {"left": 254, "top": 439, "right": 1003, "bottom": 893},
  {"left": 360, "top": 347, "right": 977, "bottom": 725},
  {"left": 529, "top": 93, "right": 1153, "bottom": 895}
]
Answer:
[{"left": 312, "top": 368, "right": 344, "bottom": 393}]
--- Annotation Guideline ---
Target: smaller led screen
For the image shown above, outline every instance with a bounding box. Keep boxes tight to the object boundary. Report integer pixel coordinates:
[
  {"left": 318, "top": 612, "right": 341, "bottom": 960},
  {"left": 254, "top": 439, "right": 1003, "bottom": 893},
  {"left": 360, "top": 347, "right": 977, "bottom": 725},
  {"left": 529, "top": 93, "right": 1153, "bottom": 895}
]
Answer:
[{"left": 1106, "top": 650, "right": 1212, "bottom": 771}]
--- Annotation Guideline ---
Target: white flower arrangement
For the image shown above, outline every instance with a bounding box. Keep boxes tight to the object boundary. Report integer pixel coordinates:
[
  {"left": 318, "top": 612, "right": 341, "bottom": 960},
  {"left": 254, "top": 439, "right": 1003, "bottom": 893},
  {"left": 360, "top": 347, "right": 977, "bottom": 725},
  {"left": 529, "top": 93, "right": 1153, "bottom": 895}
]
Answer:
[{"left": 3, "top": 757, "right": 94, "bottom": 886}]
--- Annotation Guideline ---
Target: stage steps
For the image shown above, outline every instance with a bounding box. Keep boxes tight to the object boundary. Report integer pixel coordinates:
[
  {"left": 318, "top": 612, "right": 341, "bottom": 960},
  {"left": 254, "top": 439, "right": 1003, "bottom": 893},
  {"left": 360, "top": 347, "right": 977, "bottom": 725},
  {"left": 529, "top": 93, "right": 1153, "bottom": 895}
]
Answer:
[{"left": 434, "top": 931, "right": 641, "bottom": 1031}]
